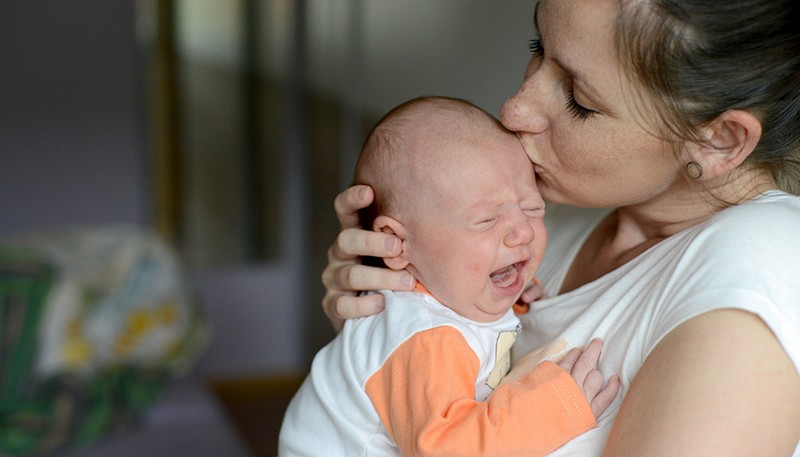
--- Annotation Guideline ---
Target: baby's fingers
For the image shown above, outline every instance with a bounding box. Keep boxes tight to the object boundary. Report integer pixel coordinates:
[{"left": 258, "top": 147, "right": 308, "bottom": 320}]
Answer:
[
  {"left": 557, "top": 347, "right": 583, "bottom": 374},
  {"left": 520, "top": 281, "right": 547, "bottom": 303},
  {"left": 558, "top": 339, "right": 621, "bottom": 419},
  {"left": 559, "top": 338, "right": 604, "bottom": 385},
  {"left": 590, "top": 375, "right": 621, "bottom": 418},
  {"left": 582, "top": 367, "right": 605, "bottom": 399}
]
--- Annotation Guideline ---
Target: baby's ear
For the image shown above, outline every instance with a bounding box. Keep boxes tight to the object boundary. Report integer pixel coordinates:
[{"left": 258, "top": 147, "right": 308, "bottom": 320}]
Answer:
[{"left": 373, "top": 215, "right": 410, "bottom": 271}]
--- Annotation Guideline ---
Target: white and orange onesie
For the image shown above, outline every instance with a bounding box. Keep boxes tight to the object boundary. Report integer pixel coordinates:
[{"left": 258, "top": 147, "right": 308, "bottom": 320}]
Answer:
[{"left": 278, "top": 285, "right": 595, "bottom": 457}]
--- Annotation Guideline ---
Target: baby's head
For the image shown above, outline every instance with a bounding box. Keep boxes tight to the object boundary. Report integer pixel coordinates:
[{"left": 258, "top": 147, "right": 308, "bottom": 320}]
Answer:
[{"left": 354, "top": 96, "right": 547, "bottom": 322}]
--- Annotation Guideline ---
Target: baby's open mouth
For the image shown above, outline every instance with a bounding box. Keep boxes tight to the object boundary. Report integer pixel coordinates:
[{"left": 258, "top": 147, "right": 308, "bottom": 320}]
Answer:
[{"left": 490, "top": 262, "right": 523, "bottom": 288}]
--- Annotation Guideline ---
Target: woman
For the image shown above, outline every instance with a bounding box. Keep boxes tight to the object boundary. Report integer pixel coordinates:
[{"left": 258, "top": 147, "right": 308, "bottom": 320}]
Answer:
[{"left": 322, "top": 0, "right": 800, "bottom": 455}]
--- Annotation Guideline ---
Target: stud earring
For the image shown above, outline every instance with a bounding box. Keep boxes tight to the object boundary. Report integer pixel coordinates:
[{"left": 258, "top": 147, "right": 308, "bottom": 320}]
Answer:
[{"left": 685, "top": 161, "right": 703, "bottom": 180}]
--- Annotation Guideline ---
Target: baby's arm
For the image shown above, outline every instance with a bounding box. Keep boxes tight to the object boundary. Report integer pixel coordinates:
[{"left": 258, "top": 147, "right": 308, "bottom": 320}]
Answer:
[{"left": 365, "top": 328, "right": 618, "bottom": 457}]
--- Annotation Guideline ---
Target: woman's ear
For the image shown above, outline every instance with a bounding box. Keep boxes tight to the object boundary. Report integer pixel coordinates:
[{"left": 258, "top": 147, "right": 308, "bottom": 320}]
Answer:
[
  {"left": 693, "top": 109, "right": 762, "bottom": 180},
  {"left": 373, "top": 215, "right": 410, "bottom": 271}
]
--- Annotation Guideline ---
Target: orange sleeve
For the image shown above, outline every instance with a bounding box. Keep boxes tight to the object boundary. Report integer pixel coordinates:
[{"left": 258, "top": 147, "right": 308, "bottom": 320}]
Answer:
[{"left": 365, "top": 326, "right": 595, "bottom": 457}]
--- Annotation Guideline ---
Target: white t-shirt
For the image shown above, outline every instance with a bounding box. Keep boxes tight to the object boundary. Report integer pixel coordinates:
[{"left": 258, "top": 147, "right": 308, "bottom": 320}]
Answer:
[{"left": 511, "top": 190, "right": 800, "bottom": 456}]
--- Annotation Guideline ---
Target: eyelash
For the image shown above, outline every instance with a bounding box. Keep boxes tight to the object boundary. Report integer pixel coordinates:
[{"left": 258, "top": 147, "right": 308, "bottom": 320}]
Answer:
[
  {"left": 528, "top": 38, "right": 595, "bottom": 122},
  {"left": 566, "top": 86, "right": 594, "bottom": 121},
  {"left": 528, "top": 38, "right": 544, "bottom": 57}
]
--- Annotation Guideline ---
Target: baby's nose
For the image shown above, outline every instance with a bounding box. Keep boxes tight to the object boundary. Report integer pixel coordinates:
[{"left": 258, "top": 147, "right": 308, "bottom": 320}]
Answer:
[{"left": 504, "top": 212, "right": 535, "bottom": 247}]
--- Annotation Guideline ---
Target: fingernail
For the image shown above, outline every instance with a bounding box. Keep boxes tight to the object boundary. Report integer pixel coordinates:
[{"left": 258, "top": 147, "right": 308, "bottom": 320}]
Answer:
[
  {"left": 358, "top": 186, "right": 370, "bottom": 200},
  {"left": 401, "top": 273, "right": 414, "bottom": 288},
  {"left": 384, "top": 237, "right": 398, "bottom": 252}
]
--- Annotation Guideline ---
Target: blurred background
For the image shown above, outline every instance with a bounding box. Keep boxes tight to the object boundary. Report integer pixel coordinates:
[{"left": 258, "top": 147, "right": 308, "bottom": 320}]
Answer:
[{"left": 0, "top": 0, "right": 533, "bottom": 455}]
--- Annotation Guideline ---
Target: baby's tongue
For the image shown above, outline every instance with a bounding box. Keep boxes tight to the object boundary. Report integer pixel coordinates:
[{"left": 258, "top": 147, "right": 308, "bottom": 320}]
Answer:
[{"left": 490, "top": 264, "right": 516, "bottom": 287}]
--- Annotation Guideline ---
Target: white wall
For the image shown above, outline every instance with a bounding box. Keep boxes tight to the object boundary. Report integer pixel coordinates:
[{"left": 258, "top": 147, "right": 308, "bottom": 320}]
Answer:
[{"left": 0, "top": 2, "right": 147, "bottom": 235}]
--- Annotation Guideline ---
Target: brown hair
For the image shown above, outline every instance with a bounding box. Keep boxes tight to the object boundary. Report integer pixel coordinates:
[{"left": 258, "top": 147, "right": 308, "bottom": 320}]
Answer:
[{"left": 616, "top": 0, "right": 800, "bottom": 194}]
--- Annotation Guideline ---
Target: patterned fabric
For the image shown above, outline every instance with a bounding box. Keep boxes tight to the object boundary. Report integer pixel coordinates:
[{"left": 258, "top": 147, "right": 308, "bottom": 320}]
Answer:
[{"left": 0, "top": 227, "right": 209, "bottom": 456}]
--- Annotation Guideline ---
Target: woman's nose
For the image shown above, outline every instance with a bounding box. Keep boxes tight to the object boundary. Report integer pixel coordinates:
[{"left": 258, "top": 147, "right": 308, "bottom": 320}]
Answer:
[{"left": 500, "top": 79, "right": 549, "bottom": 134}]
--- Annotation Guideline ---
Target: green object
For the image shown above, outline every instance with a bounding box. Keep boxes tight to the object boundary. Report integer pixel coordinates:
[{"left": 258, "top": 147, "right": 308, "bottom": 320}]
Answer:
[{"left": 0, "top": 228, "right": 209, "bottom": 456}]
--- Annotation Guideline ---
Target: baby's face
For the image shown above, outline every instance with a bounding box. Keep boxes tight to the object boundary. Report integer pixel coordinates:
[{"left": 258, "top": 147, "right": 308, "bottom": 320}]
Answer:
[{"left": 402, "top": 129, "right": 546, "bottom": 322}]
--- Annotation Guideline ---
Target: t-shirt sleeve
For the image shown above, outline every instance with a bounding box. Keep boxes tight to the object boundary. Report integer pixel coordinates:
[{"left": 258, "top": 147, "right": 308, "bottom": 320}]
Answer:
[
  {"left": 364, "top": 325, "right": 596, "bottom": 457},
  {"left": 647, "top": 197, "right": 800, "bottom": 371}
]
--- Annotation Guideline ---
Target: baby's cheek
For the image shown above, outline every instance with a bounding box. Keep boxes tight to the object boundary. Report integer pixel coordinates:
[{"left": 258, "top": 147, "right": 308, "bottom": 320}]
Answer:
[
  {"left": 466, "top": 259, "right": 486, "bottom": 276},
  {"left": 526, "top": 259, "right": 539, "bottom": 277}
]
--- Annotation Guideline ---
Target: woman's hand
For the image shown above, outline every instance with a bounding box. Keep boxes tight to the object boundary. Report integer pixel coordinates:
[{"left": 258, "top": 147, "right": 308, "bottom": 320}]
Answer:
[{"left": 321, "top": 185, "right": 416, "bottom": 331}]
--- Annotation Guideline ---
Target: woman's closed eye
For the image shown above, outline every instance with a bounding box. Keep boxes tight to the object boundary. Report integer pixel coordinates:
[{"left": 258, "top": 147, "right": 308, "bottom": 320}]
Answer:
[
  {"left": 529, "top": 38, "right": 596, "bottom": 122},
  {"left": 566, "top": 85, "right": 595, "bottom": 121}
]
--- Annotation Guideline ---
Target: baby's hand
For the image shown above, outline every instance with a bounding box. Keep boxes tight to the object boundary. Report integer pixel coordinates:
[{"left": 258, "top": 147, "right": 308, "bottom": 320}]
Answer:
[
  {"left": 513, "top": 278, "right": 548, "bottom": 314},
  {"left": 558, "top": 338, "right": 620, "bottom": 419},
  {"left": 522, "top": 277, "right": 548, "bottom": 302}
]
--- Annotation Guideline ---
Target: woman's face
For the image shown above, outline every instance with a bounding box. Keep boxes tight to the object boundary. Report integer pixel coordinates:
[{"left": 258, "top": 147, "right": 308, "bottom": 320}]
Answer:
[{"left": 500, "top": 0, "right": 684, "bottom": 209}]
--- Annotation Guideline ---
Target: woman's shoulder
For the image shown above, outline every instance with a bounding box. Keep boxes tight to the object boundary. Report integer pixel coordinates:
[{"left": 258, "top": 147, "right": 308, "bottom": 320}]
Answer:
[
  {"left": 696, "top": 191, "right": 800, "bottom": 248},
  {"left": 656, "top": 190, "right": 800, "bottom": 325},
  {"left": 673, "top": 192, "right": 799, "bottom": 273},
  {"left": 658, "top": 192, "right": 800, "bottom": 379},
  {"left": 713, "top": 190, "right": 800, "bottom": 222}
]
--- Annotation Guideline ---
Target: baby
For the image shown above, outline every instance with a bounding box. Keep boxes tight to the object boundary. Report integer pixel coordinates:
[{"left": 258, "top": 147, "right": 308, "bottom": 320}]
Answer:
[{"left": 279, "top": 96, "right": 619, "bottom": 456}]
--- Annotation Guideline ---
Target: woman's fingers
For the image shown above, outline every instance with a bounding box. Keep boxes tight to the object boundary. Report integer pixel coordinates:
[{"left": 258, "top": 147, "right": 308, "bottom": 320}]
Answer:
[
  {"left": 323, "top": 184, "right": 414, "bottom": 330},
  {"left": 322, "top": 224, "right": 414, "bottom": 328},
  {"left": 322, "top": 265, "right": 414, "bottom": 329},
  {"left": 333, "top": 185, "right": 373, "bottom": 229},
  {"left": 333, "top": 227, "right": 401, "bottom": 260},
  {"left": 323, "top": 292, "right": 386, "bottom": 332},
  {"left": 323, "top": 263, "right": 414, "bottom": 299}
]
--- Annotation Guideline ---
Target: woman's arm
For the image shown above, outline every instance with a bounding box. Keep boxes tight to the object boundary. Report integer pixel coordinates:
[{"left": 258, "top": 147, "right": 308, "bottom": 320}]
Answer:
[
  {"left": 603, "top": 309, "right": 800, "bottom": 456},
  {"left": 321, "top": 185, "right": 415, "bottom": 330}
]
